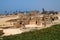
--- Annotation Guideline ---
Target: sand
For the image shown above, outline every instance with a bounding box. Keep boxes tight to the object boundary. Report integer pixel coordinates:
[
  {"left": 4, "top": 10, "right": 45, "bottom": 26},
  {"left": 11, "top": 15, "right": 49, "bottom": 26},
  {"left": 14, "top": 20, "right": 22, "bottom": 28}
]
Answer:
[
  {"left": 0, "top": 15, "right": 18, "bottom": 27},
  {"left": 2, "top": 28, "right": 23, "bottom": 36}
]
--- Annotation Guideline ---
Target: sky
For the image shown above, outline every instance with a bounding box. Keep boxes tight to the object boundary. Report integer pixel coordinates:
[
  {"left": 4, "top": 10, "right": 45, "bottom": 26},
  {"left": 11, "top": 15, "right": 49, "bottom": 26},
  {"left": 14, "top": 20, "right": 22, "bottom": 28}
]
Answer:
[{"left": 0, "top": 0, "right": 60, "bottom": 13}]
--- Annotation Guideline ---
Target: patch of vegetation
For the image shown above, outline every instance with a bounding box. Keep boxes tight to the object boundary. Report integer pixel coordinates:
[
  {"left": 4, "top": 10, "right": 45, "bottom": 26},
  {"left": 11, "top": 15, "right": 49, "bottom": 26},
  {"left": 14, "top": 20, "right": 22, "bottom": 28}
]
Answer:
[{"left": 3, "top": 24, "right": 60, "bottom": 40}]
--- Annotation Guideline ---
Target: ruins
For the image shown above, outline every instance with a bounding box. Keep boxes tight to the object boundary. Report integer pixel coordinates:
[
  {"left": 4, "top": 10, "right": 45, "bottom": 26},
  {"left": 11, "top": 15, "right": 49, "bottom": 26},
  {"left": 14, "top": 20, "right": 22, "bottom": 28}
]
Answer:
[
  {"left": 0, "top": 9, "right": 60, "bottom": 28},
  {"left": 0, "top": 9, "right": 60, "bottom": 35}
]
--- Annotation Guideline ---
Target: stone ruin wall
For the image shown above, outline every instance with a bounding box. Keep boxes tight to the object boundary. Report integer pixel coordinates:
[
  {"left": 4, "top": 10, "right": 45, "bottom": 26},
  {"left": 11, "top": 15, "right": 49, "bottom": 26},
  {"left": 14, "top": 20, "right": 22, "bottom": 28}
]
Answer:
[
  {"left": 11, "top": 11, "right": 60, "bottom": 28},
  {"left": 0, "top": 11, "right": 60, "bottom": 28}
]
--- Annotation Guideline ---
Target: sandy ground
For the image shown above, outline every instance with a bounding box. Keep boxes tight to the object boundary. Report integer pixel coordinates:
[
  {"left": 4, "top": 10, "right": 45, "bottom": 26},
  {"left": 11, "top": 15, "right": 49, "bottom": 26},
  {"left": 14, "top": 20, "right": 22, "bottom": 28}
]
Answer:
[
  {"left": 1, "top": 24, "right": 52, "bottom": 36},
  {"left": 0, "top": 16, "right": 24, "bottom": 36},
  {"left": 0, "top": 16, "right": 18, "bottom": 27},
  {"left": 2, "top": 28, "right": 24, "bottom": 36}
]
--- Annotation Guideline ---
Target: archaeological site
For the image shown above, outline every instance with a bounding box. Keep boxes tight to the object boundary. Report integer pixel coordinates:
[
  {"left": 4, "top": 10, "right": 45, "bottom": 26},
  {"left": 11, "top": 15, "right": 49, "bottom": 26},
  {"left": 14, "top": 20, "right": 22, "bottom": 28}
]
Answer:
[{"left": 0, "top": 9, "right": 60, "bottom": 36}]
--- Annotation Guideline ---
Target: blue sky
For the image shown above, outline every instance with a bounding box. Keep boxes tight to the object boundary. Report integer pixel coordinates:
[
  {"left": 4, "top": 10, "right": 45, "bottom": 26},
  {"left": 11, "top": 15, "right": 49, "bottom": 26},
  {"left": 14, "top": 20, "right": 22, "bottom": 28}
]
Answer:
[{"left": 0, "top": 0, "right": 60, "bottom": 13}]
